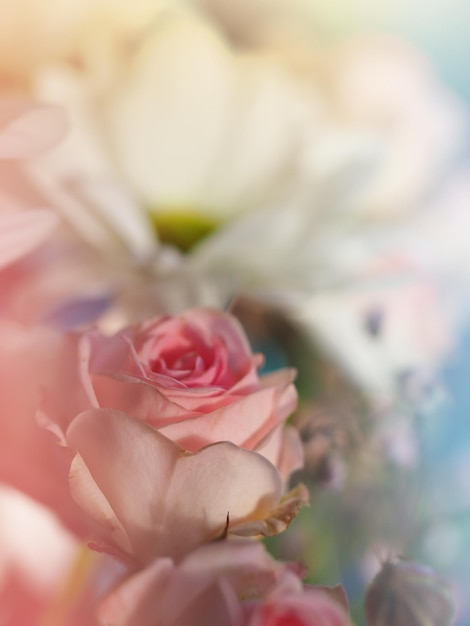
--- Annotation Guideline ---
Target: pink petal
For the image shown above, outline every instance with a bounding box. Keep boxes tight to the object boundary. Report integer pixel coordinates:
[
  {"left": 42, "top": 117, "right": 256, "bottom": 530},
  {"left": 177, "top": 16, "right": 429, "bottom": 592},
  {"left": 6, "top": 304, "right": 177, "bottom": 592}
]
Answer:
[
  {"left": 98, "top": 557, "right": 241, "bottom": 626},
  {"left": 229, "top": 484, "right": 309, "bottom": 539},
  {"left": 248, "top": 590, "right": 351, "bottom": 626},
  {"left": 66, "top": 409, "right": 283, "bottom": 564},
  {"left": 0, "top": 322, "right": 88, "bottom": 538},
  {"left": 162, "top": 579, "right": 242, "bottom": 626},
  {"left": 159, "top": 381, "right": 296, "bottom": 452},
  {"left": 0, "top": 210, "right": 58, "bottom": 269},
  {"left": 97, "top": 558, "right": 175, "bottom": 626},
  {"left": 99, "top": 540, "right": 288, "bottom": 626},
  {"left": 0, "top": 102, "right": 67, "bottom": 159},
  {"left": 69, "top": 454, "right": 133, "bottom": 556},
  {"left": 91, "top": 374, "right": 195, "bottom": 424},
  {"left": 256, "top": 425, "right": 304, "bottom": 482}
]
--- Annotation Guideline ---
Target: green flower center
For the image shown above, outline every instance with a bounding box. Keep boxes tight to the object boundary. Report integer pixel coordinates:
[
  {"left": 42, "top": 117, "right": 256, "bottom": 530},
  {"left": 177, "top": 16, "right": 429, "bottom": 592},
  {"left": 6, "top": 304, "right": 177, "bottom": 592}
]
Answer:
[{"left": 151, "top": 209, "right": 219, "bottom": 252}]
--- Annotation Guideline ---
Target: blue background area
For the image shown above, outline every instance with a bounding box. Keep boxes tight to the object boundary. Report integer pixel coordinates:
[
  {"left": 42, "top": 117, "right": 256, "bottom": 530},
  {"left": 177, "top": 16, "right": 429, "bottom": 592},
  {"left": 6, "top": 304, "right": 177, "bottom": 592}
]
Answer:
[{"left": 426, "top": 335, "right": 470, "bottom": 625}]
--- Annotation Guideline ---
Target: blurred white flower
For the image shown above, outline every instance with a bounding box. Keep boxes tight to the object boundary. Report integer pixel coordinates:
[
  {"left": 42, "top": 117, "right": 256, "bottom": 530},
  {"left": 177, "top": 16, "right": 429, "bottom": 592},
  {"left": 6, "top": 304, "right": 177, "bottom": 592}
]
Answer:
[
  {"left": 0, "top": 0, "right": 164, "bottom": 79},
  {"left": 0, "top": 0, "right": 468, "bottom": 393}
]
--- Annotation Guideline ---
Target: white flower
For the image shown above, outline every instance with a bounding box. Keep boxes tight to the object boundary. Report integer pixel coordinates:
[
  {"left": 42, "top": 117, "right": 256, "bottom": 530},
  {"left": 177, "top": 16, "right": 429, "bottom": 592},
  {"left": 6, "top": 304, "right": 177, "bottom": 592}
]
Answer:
[{"left": 3, "top": 1, "right": 468, "bottom": 394}]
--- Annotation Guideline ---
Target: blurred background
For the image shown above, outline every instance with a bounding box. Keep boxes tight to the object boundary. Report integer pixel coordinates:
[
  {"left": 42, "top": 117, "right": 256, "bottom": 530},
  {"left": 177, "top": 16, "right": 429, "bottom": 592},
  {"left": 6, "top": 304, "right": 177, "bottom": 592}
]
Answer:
[
  {"left": 307, "top": 0, "right": 470, "bottom": 101},
  {"left": 239, "top": 2, "right": 470, "bottom": 623}
]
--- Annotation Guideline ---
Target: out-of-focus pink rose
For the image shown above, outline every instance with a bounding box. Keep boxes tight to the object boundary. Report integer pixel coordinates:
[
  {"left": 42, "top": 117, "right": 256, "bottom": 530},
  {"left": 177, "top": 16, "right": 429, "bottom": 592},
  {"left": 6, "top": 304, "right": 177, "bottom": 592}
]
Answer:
[
  {"left": 98, "top": 541, "right": 350, "bottom": 626},
  {"left": 0, "top": 321, "right": 92, "bottom": 537},
  {"left": 246, "top": 593, "right": 350, "bottom": 626},
  {"left": 39, "top": 309, "right": 305, "bottom": 565},
  {"left": 0, "top": 485, "right": 79, "bottom": 626},
  {"left": 0, "top": 484, "right": 128, "bottom": 626}
]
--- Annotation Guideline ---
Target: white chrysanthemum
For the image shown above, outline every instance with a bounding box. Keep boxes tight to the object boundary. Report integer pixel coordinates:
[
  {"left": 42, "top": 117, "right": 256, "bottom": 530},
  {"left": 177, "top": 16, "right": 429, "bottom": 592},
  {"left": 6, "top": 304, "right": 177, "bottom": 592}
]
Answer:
[{"left": 2, "top": 0, "right": 468, "bottom": 394}]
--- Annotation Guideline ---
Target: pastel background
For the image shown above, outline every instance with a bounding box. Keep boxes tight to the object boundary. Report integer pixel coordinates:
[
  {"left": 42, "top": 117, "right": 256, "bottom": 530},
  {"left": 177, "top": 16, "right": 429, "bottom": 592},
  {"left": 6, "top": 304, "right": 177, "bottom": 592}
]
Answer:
[{"left": 334, "top": 4, "right": 469, "bottom": 624}]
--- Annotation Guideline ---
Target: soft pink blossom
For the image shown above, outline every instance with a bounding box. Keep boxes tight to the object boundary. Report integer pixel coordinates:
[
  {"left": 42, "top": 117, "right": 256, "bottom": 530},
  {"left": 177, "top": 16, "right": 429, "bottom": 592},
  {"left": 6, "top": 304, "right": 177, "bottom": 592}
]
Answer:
[
  {"left": 0, "top": 321, "right": 90, "bottom": 536},
  {"left": 80, "top": 309, "right": 302, "bottom": 478},
  {"left": 98, "top": 541, "right": 350, "bottom": 626},
  {"left": 34, "top": 309, "right": 305, "bottom": 563}
]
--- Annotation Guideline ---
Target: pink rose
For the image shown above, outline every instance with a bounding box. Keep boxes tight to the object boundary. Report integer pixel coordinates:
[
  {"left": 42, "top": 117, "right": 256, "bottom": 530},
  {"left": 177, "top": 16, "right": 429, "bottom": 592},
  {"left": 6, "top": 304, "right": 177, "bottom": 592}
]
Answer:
[
  {"left": 98, "top": 541, "right": 351, "bottom": 626},
  {"left": 81, "top": 309, "right": 302, "bottom": 479},
  {"left": 41, "top": 309, "right": 306, "bottom": 564}
]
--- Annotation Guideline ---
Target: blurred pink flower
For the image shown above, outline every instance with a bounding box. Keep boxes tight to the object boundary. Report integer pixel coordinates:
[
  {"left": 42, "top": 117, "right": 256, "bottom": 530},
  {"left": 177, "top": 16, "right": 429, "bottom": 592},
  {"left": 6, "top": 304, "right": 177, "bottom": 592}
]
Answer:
[
  {"left": 98, "top": 540, "right": 350, "bottom": 626},
  {"left": 0, "top": 485, "right": 79, "bottom": 626},
  {"left": 0, "top": 321, "right": 91, "bottom": 537}
]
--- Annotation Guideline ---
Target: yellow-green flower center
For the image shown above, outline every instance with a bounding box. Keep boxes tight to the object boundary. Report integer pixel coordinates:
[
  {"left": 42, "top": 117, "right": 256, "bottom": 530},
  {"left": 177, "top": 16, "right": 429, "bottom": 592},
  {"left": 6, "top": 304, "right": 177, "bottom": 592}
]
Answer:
[{"left": 151, "top": 209, "right": 219, "bottom": 252}]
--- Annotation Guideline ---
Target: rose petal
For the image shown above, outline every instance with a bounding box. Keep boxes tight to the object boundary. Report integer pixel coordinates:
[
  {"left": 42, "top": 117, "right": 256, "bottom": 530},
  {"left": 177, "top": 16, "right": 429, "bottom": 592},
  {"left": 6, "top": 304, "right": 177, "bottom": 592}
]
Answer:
[
  {"left": 159, "top": 380, "right": 297, "bottom": 451},
  {"left": 69, "top": 454, "right": 133, "bottom": 557},
  {"left": 90, "top": 374, "right": 195, "bottom": 424},
  {"left": 230, "top": 483, "right": 309, "bottom": 539},
  {"left": 256, "top": 425, "right": 304, "bottom": 482},
  {"left": 66, "top": 409, "right": 283, "bottom": 564},
  {"left": 98, "top": 557, "right": 241, "bottom": 626},
  {"left": 249, "top": 590, "right": 351, "bottom": 626},
  {"left": 97, "top": 557, "right": 175, "bottom": 626}
]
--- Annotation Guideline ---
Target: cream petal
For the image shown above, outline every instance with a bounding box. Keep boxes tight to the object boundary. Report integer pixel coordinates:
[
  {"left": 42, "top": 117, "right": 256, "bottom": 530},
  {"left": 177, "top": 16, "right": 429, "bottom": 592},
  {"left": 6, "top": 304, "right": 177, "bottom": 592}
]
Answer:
[
  {"left": 180, "top": 539, "right": 276, "bottom": 575},
  {"left": 66, "top": 409, "right": 283, "bottom": 564},
  {"left": 69, "top": 454, "right": 133, "bottom": 557},
  {"left": 68, "top": 178, "right": 158, "bottom": 260},
  {"left": 104, "top": 15, "right": 238, "bottom": 208},
  {"left": 229, "top": 483, "right": 309, "bottom": 539},
  {"left": 204, "top": 59, "right": 314, "bottom": 214}
]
